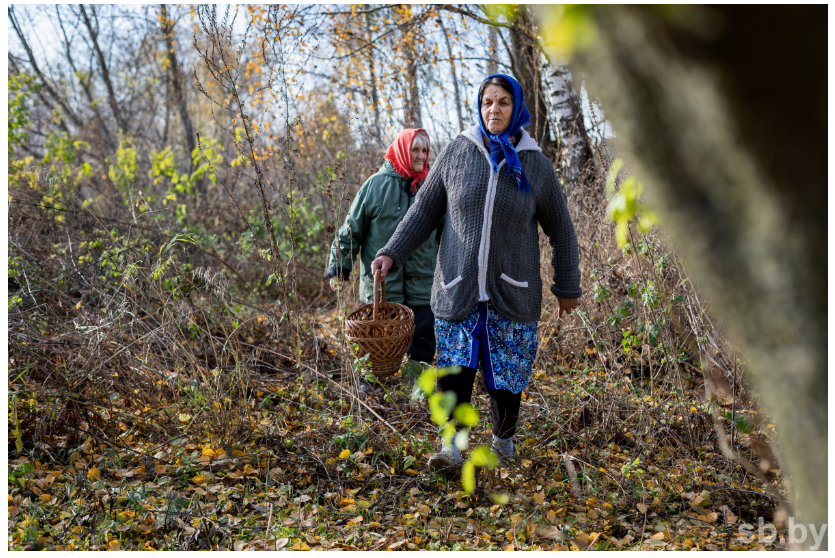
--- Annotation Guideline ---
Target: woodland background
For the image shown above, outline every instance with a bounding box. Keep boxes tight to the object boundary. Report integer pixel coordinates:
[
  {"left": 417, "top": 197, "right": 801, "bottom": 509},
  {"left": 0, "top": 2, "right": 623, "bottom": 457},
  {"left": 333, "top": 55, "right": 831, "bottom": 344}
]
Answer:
[{"left": 7, "top": 4, "right": 826, "bottom": 551}]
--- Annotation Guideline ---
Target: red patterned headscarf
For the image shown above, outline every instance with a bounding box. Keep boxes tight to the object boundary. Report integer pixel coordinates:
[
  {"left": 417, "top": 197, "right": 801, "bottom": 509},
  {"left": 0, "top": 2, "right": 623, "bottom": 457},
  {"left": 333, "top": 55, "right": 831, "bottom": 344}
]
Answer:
[{"left": 384, "top": 128, "right": 430, "bottom": 192}]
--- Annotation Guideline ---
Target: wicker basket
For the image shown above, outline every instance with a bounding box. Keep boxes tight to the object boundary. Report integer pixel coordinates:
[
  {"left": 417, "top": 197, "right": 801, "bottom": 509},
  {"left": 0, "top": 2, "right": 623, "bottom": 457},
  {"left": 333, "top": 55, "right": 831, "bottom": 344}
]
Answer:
[{"left": 345, "top": 270, "right": 415, "bottom": 377}]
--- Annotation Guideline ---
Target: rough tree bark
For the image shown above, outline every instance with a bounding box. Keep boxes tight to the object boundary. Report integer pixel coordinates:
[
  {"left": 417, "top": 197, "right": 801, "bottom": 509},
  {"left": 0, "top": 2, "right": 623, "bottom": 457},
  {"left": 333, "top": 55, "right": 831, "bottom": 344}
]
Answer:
[
  {"left": 363, "top": 13, "right": 382, "bottom": 143},
  {"left": 506, "top": 5, "right": 556, "bottom": 160},
  {"left": 567, "top": 5, "right": 826, "bottom": 548},
  {"left": 400, "top": 6, "right": 422, "bottom": 128},
  {"left": 487, "top": 26, "right": 499, "bottom": 75},
  {"left": 546, "top": 58, "right": 592, "bottom": 190},
  {"left": 438, "top": 18, "right": 464, "bottom": 133}
]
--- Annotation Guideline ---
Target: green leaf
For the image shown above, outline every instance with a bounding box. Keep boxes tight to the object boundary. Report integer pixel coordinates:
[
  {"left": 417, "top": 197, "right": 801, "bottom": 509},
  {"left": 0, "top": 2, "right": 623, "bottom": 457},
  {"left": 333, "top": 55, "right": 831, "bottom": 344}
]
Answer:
[
  {"left": 489, "top": 492, "right": 510, "bottom": 505},
  {"left": 417, "top": 367, "right": 437, "bottom": 397},
  {"left": 454, "top": 429, "right": 469, "bottom": 451},
  {"left": 440, "top": 423, "right": 455, "bottom": 445},
  {"left": 429, "top": 392, "right": 454, "bottom": 426},
  {"left": 723, "top": 411, "right": 755, "bottom": 434},
  {"left": 461, "top": 461, "right": 476, "bottom": 493},
  {"left": 437, "top": 365, "right": 462, "bottom": 378},
  {"left": 470, "top": 445, "right": 498, "bottom": 468},
  {"left": 453, "top": 403, "right": 479, "bottom": 427}
]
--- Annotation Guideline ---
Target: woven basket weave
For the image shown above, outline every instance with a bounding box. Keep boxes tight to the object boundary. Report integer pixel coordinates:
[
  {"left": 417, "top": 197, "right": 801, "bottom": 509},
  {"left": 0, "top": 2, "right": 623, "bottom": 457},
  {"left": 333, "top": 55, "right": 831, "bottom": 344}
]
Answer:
[{"left": 345, "top": 270, "right": 415, "bottom": 377}]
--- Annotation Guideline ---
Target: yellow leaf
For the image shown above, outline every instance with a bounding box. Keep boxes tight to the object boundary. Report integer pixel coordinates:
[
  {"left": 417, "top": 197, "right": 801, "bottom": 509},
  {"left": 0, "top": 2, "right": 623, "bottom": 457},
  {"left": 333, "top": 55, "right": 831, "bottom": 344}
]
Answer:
[
  {"left": 75, "top": 301, "right": 82, "bottom": 309},
  {"left": 108, "top": 540, "right": 121, "bottom": 551},
  {"left": 339, "top": 449, "right": 351, "bottom": 459},
  {"left": 192, "top": 474, "right": 207, "bottom": 485},
  {"left": 291, "top": 542, "right": 310, "bottom": 551},
  {"left": 87, "top": 467, "right": 101, "bottom": 480},
  {"left": 202, "top": 447, "right": 215, "bottom": 458},
  {"left": 39, "top": 493, "right": 52, "bottom": 503}
]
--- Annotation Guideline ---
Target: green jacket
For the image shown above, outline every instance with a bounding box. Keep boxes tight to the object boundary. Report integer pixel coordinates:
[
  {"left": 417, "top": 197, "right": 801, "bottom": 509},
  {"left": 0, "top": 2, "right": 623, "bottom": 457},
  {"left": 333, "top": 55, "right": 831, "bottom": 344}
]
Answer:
[{"left": 326, "top": 160, "right": 441, "bottom": 306}]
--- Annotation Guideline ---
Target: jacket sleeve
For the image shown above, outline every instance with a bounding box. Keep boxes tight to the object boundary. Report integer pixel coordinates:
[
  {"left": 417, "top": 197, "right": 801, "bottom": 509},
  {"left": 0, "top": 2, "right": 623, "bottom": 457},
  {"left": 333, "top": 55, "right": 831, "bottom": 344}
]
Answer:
[
  {"left": 377, "top": 145, "right": 449, "bottom": 269},
  {"left": 534, "top": 156, "right": 583, "bottom": 299},
  {"left": 325, "top": 178, "right": 374, "bottom": 279}
]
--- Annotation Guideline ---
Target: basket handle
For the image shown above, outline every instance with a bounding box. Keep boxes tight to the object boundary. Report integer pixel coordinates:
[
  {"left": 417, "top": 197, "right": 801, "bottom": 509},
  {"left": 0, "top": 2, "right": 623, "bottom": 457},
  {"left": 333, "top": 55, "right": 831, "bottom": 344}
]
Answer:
[{"left": 373, "top": 269, "right": 386, "bottom": 320}]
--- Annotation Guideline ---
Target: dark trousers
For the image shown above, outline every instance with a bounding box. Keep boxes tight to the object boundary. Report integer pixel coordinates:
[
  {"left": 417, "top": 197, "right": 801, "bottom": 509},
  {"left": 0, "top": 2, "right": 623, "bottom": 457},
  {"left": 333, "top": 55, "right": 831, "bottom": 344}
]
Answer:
[
  {"left": 406, "top": 305, "right": 436, "bottom": 364},
  {"left": 437, "top": 365, "right": 522, "bottom": 439}
]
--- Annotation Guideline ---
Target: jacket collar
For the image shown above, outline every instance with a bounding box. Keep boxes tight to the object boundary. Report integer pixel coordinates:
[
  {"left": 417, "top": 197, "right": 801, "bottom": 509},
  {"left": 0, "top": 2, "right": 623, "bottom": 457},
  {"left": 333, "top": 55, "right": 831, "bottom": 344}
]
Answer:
[
  {"left": 460, "top": 125, "right": 541, "bottom": 158},
  {"left": 381, "top": 160, "right": 423, "bottom": 195},
  {"left": 380, "top": 159, "right": 403, "bottom": 178}
]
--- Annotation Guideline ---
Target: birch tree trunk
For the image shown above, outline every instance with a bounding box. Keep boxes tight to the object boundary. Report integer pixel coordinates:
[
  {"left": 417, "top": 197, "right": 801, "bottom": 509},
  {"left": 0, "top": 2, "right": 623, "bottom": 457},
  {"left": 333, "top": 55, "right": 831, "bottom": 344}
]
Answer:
[
  {"left": 567, "top": 5, "right": 827, "bottom": 548},
  {"left": 546, "top": 59, "right": 592, "bottom": 190}
]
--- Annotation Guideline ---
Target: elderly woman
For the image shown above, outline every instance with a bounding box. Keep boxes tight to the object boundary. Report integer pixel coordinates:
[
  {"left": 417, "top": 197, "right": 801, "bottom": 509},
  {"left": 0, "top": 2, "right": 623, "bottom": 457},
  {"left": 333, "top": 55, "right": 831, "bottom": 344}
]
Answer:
[
  {"left": 326, "top": 129, "right": 440, "bottom": 388},
  {"left": 371, "top": 75, "right": 582, "bottom": 472}
]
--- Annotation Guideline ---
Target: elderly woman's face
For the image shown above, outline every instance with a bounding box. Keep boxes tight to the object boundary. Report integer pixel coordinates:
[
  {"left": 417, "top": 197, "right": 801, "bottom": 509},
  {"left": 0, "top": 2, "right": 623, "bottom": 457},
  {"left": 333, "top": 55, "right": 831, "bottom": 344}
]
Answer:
[
  {"left": 481, "top": 84, "right": 513, "bottom": 135},
  {"left": 410, "top": 138, "right": 429, "bottom": 173}
]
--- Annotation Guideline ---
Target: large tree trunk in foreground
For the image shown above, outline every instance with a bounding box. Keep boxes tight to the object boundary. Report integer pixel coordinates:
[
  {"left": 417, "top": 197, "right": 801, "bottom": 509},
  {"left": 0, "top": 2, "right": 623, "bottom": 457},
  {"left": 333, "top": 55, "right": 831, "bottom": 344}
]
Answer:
[{"left": 568, "top": 5, "right": 826, "bottom": 548}]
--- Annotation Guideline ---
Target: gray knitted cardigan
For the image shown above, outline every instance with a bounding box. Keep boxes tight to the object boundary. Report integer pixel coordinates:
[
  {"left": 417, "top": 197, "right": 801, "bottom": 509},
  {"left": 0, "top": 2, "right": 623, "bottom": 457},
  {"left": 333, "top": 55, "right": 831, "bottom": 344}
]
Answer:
[{"left": 377, "top": 125, "right": 582, "bottom": 323}]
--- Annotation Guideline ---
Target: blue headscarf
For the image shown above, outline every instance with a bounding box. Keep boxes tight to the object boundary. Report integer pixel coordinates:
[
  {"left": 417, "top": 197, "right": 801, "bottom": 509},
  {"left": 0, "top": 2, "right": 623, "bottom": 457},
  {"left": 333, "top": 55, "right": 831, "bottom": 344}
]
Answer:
[{"left": 477, "top": 74, "right": 533, "bottom": 194}]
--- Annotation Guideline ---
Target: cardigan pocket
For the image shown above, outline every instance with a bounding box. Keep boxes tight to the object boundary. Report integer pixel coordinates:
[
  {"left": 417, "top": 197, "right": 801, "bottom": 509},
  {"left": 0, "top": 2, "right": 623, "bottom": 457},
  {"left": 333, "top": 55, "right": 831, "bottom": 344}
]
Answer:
[
  {"left": 500, "top": 273, "right": 528, "bottom": 288},
  {"left": 441, "top": 275, "right": 463, "bottom": 290}
]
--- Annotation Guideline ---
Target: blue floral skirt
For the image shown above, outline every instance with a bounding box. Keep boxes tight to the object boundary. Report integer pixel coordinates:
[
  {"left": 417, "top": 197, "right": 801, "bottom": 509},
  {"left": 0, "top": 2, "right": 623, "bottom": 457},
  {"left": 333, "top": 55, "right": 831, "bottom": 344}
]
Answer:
[{"left": 435, "top": 301, "right": 538, "bottom": 394}]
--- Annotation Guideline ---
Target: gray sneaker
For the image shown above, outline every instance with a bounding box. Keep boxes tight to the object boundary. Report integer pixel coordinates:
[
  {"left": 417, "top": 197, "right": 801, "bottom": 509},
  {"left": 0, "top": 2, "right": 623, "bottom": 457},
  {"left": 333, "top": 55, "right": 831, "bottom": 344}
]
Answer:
[
  {"left": 427, "top": 445, "right": 463, "bottom": 479},
  {"left": 491, "top": 436, "right": 517, "bottom": 467}
]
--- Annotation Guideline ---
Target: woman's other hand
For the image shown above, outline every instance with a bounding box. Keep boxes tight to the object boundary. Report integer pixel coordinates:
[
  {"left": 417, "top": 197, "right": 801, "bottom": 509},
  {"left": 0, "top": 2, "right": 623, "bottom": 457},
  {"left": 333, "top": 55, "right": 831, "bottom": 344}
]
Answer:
[
  {"left": 370, "top": 255, "right": 393, "bottom": 278},
  {"left": 558, "top": 297, "right": 580, "bottom": 318},
  {"left": 329, "top": 278, "right": 341, "bottom": 291}
]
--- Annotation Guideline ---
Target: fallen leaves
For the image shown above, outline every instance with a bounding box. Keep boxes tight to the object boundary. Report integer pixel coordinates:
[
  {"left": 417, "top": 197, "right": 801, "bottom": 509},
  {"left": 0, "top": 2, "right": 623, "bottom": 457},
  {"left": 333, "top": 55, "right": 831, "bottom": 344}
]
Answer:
[
  {"left": 537, "top": 525, "right": 566, "bottom": 541},
  {"left": 8, "top": 317, "right": 786, "bottom": 552}
]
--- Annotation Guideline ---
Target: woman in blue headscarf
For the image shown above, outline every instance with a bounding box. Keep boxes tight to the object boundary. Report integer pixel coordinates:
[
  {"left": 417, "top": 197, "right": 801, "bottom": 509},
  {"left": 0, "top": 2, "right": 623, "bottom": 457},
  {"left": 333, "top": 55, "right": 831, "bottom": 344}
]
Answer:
[{"left": 371, "top": 74, "right": 582, "bottom": 476}]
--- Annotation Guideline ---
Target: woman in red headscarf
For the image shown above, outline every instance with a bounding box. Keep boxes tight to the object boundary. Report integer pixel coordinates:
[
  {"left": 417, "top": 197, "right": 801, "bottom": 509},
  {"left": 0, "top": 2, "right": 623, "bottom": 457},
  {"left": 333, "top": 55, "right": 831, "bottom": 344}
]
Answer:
[{"left": 325, "top": 129, "right": 441, "bottom": 391}]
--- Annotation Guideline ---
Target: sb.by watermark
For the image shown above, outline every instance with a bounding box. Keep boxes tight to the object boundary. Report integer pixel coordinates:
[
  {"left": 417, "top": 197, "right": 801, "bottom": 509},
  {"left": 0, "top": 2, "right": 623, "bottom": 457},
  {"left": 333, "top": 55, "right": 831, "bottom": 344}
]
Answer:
[{"left": 738, "top": 517, "right": 827, "bottom": 550}]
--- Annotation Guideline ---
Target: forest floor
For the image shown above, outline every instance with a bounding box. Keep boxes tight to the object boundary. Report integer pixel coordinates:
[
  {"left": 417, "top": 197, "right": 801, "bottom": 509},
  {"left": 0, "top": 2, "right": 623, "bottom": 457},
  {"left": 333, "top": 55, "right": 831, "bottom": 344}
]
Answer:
[{"left": 8, "top": 306, "right": 788, "bottom": 551}]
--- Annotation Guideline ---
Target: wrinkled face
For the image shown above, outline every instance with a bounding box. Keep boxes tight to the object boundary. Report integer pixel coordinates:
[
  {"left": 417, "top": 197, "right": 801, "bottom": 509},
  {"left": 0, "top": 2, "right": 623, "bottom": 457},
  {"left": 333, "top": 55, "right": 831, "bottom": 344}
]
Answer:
[
  {"left": 410, "top": 137, "right": 429, "bottom": 173},
  {"left": 480, "top": 84, "right": 513, "bottom": 135}
]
